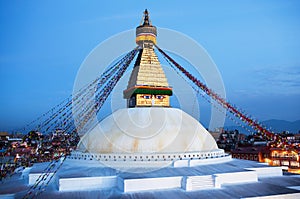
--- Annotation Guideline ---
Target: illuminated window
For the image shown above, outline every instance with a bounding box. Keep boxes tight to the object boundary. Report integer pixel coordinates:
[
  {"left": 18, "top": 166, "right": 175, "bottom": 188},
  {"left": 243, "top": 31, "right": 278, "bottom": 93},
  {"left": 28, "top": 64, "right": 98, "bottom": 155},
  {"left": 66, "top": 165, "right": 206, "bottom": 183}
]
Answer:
[
  {"left": 281, "top": 160, "right": 289, "bottom": 166},
  {"left": 156, "top": 95, "right": 164, "bottom": 99},
  {"left": 273, "top": 160, "right": 280, "bottom": 166},
  {"left": 291, "top": 161, "right": 300, "bottom": 167}
]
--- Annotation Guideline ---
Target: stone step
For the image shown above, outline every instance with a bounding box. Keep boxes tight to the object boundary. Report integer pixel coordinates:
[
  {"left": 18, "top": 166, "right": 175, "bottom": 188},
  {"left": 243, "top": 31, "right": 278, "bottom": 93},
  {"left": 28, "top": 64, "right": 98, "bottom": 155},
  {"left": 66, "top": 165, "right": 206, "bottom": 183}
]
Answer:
[{"left": 183, "top": 175, "right": 215, "bottom": 191}]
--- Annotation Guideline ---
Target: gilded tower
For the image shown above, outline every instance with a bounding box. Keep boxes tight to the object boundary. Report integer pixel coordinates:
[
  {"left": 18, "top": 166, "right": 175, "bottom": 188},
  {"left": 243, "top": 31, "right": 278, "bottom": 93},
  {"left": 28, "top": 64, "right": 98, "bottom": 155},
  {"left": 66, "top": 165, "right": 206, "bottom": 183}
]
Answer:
[{"left": 123, "top": 9, "right": 173, "bottom": 108}]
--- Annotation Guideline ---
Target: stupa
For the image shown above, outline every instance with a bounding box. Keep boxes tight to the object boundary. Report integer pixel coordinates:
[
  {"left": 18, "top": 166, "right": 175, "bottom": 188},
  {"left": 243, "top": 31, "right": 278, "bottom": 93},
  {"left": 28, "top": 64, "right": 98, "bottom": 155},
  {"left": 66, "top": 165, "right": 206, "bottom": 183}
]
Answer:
[
  {"left": 1, "top": 10, "right": 300, "bottom": 199},
  {"left": 76, "top": 9, "right": 227, "bottom": 168}
]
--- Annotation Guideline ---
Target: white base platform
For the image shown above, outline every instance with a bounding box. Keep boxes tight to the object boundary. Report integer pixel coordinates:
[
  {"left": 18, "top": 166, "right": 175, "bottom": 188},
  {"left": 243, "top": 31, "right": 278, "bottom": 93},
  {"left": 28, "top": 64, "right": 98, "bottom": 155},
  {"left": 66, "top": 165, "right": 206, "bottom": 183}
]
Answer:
[{"left": 57, "top": 167, "right": 282, "bottom": 192}]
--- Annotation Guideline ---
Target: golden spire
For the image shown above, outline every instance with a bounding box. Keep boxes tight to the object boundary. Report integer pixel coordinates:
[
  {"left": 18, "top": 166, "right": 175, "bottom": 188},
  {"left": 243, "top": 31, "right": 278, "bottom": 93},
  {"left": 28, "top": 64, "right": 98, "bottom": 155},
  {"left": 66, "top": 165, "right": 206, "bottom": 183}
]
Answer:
[
  {"left": 124, "top": 10, "right": 172, "bottom": 108},
  {"left": 136, "top": 9, "right": 157, "bottom": 47}
]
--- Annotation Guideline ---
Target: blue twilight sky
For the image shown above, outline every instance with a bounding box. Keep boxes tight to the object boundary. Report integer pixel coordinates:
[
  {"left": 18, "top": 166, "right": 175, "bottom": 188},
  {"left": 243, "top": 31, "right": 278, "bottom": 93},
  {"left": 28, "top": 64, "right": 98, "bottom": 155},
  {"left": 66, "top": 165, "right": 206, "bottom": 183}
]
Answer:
[{"left": 0, "top": 0, "right": 300, "bottom": 131}]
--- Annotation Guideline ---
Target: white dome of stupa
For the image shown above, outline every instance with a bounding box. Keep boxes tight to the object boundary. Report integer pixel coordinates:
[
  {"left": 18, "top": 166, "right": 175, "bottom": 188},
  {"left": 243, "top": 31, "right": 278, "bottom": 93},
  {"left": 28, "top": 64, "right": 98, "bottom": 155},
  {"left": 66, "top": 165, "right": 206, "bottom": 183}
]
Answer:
[{"left": 77, "top": 107, "right": 218, "bottom": 154}]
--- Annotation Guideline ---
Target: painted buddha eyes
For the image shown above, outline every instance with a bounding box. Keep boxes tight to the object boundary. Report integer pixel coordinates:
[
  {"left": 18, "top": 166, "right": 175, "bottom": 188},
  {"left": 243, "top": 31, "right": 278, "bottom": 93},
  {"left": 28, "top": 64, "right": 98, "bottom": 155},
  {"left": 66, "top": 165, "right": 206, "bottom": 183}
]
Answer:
[{"left": 141, "top": 95, "right": 165, "bottom": 99}]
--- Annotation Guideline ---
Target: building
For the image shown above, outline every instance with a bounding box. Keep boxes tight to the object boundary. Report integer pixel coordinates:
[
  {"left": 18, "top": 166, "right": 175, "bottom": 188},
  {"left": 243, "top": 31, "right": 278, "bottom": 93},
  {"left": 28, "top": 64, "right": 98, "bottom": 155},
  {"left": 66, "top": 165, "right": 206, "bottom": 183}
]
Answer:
[
  {"left": 231, "top": 132, "right": 300, "bottom": 174},
  {"left": 231, "top": 146, "right": 269, "bottom": 162},
  {"left": 232, "top": 146, "right": 300, "bottom": 174},
  {"left": 0, "top": 132, "right": 10, "bottom": 149},
  {"left": 1, "top": 9, "right": 300, "bottom": 199}
]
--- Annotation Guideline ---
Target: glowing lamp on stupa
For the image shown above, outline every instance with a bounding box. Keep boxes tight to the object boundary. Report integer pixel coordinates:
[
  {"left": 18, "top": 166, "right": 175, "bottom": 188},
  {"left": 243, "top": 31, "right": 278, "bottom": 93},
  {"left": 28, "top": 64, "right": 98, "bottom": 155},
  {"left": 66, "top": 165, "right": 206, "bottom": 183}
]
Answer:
[{"left": 135, "top": 9, "right": 157, "bottom": 47}]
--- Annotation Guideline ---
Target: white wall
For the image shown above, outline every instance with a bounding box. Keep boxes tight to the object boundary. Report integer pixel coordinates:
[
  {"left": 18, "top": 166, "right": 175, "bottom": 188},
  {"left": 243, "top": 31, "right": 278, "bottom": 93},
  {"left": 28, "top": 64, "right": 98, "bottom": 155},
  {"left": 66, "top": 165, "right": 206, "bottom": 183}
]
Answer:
[
  {"left": 214, "top": 171, "right": 258, "bottom": 188},
  {"left": 121, "top": 176, "right": 182, "bottom": 192},
  {"left": 59, "top": 176, "right": 117, "bottom": 191}
]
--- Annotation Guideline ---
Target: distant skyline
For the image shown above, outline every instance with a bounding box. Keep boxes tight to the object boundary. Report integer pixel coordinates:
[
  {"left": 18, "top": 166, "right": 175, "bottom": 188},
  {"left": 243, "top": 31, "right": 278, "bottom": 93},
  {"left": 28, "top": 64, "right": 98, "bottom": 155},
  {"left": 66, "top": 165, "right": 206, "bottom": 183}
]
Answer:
[{"left": 1, "top": 0, "right": 300, "bottom": 131}]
